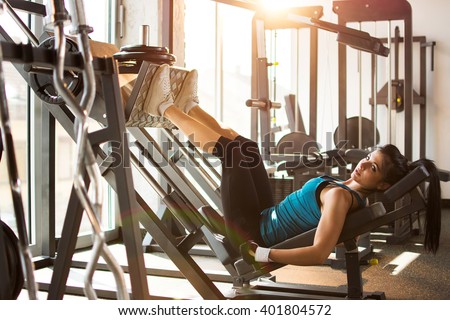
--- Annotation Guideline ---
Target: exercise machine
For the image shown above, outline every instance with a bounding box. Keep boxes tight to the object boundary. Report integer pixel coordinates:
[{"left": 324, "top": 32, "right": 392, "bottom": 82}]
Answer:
[
  {"left": 334, "top": 0, "right": 434, "bottom": 160},
  {"left": 231, "top": 163, "right": 449, "bottom": 299},
  {"left": 115, "top": 59, "right": 450, "bottom": 299},
  {"left": 0, "top": 0, "right": 147, "bottom": 299}
]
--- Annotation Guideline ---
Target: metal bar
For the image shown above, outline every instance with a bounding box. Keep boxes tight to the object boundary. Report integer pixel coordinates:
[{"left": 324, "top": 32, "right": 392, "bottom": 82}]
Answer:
[
  {"left": 387, "top": 21, "right": 392, "bottom": 144},
  {"left": 345, "top": 249, "right": 363, "bottom": 299},
  {"left": 8, "top": 0, "right": 47, "bottom": 16},
  {"left": 250, "top": 16, "right": 259, "bottom": 143},
  {"left": 0, "top": 40, "right": 84, "bottom": 70},
  {"left": 257, "top": 6, "right": 324, "bottom": 29},
  {"left": 128, "top": 127, "right": 210, "bottom": 209},
  {"left": 0, "top": 37, "right": 38, "bottom": 299},
  {"left": 404, "top": 11, "right": 413, "bottom": 159},
  {"left": 337, "top": 15, "right": 347, "bottom": 156},
  {"left": 70, "top": 260, "right": 233, "bottom": 283},
  {"left": 309, "top": 27, "right": 318, "bottom": 140},
  {"left": 358, "top": 22, "right": 362, "bottom": 149},
  {"left": 0, "top": 26, "right": 29, "bottom": 79},
  {"left": 257, "top": 57, "right": 272, "bottom": 161},
  {"left": 164, "top": 129, "right": 220, "bottom": 189},
  {"left": 100, "top": 61, "right": 149, "bottom": 299},
  {"left": 420, "top": 38, "right": 426, "bottom": 158},
  {"left": 161, "top": 0, "right": 173, "bottom": 51},
  {"left": 47, "top": 179, "right": 85, "bottom": 299},
  {"left": 3, "top": 0, "right": 39, "bottom": 46},
  {"left": 130, "top": 146, "right": 202, "bottom": 230},
  {"left": 333, "top": 0, "right": 412, "bottom": 22},
  {"left": 163, "top": 130, "right": 222, "bottom": 210},
  {"left": 136, "top": 193, "right": 225, "bottom": 299},
  {"left": 41, "top": 106, "right": 56, "bottom": 257},
  {"left": 179, "top": 157, "right": 223, "bottom": 211},
  {"left": 372, "top": 53, "right": 378, "bottom": 146},
  {"left": 189, "top": 141, "right": 221, "bottom": 181},
  {"left": 211, "top": 0, "right": 257, "bottom": 11}
]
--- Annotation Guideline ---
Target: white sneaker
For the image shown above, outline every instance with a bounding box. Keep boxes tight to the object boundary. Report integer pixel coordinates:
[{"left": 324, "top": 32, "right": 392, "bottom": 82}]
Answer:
[
  {"left": 174, "top": 69, "right": 199, "bottom": 113},
  {"left": 142, "top": 64, "right": 174, "bottom": 116}
]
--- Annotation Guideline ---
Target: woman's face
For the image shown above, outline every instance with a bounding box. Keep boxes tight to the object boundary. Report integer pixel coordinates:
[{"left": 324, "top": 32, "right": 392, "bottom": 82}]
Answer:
[{"left": 351, "top": 151, "right": 390, "bottom": 191}]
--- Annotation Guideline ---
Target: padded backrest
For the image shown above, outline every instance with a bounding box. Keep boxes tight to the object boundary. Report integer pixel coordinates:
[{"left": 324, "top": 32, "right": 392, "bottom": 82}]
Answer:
[
  {"left": 383, "top": 165, "right": 429, "bottom": 202},
  {"left": 271, "top": 202, "right": 386, "bottom": 250}
]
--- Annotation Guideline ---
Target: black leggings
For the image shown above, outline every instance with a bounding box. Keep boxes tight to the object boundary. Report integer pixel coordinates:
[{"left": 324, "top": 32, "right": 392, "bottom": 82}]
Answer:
[{"left": 213, "top": 135, "right": 274, "bottom": 248}]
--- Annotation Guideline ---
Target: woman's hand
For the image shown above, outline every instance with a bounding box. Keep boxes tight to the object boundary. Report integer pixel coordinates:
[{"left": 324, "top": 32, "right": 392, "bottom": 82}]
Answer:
[{"left": 240, "top": 240, "right": 259, "bottom": 264}]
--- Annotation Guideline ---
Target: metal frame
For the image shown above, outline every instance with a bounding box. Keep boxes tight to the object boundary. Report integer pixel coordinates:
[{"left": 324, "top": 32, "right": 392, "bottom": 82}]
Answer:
[
  {"left": 369, "top": 35, "right": 435, "bottom": 159},
  {"left": 126, "top": 128, "right": 235, "bottom": 299},
  {"left": 45, "top": 57, "right": 149, "bottom": 299},
  {"left": 250, "top": 6, "right": 323, "bottom": 161},
  {"left": 0, "top": 10, "right": 150, "bottom": 300},
  {"left": 334, "top": 0, "right": 414, "bottom": 158}
]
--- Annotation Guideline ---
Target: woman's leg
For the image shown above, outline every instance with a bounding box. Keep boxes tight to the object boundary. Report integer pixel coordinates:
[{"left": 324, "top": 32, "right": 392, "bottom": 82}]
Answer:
[
  {"left": 148, "top": 65, "right": 238, "bottom": 151},
  {"left": 234, "top": 136, "right": 274, "bottom": 212},
  {"left": 214, "top": 136, "right": 267, "bottom": 247},
  {"left": 146, "top": 65, "right": 271, "bottom": 246},
  {"left": 187, "top": 106, "right": 239, "bottom": 141},
  {"left": 166, "top": 104, "right": 275, "bottom": 218},
  {"left": 173, "top": 68, "right": 240, "bottom": 140},
  {"left": 165, "top": 107, "right": 272, "bottom": 244},
  {"left": 164, "top": 106, "right": 223, "bottom": 154}
]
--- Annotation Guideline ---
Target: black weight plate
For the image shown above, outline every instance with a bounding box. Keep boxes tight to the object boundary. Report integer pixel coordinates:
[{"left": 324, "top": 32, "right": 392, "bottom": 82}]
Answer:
[
  {"left": 333, "top": 116, "right": 380, "bottom": 149},
  {"left": 29, "top": 37, "right": 83, "bottom": 105},
  {"left": 0, "top": 220, "right": 24, "bottom": 300},
  {"left": 113, "top": 51, "right": 176, "bottom": 65},
  {"left": 119, "top": 44, "right": 169, "bottom": 54}
]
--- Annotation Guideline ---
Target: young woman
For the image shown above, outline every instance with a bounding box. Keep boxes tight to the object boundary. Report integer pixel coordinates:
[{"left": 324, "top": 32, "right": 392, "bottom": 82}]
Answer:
[{"left": 140, "top": 64, "right": 442, "bottom": 266}]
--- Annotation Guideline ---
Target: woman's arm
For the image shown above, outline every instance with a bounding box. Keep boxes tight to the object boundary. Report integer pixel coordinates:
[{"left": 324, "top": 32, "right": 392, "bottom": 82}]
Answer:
[{"left": 268, "top": 187, "right": 352, "bottom": 266}]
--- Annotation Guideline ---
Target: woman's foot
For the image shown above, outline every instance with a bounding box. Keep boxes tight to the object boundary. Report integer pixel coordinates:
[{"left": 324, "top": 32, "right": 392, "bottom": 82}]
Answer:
[
  {"left": 174, "top": 69, "right": 199, "bottom": 114},
  {"left": 142, "top": 64, "right": 174, "bottom": 116}
]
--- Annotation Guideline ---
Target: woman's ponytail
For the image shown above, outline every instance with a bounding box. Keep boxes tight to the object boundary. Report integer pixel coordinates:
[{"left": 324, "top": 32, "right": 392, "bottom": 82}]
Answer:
[
  {"left": 409, "top": 159, "right": 442, "bottom": 254},
  {"left": 378, "top": 144, "right": 442, "bottom": 254}
]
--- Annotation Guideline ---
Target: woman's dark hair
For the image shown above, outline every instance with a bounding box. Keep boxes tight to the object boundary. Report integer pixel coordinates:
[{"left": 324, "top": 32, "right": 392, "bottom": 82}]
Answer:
[{"left": 378, "top": 144, "right": 441, "bottom": 254}]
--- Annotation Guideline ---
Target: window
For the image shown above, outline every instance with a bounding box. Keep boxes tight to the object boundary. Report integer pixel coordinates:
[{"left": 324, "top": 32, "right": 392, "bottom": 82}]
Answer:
[
  {"left": 0, "top": 0, "right": 115, "bottom": 253},
  {"left": 184, "top": 0, "right": 253, "bottom": 138},
  {"left": 0, "top": 8, "right": 30, "bottom": 236}
]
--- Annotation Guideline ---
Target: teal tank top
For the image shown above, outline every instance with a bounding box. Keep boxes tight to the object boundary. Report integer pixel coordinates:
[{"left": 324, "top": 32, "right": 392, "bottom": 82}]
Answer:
[{"left": 259, "top": 175, "right": 366, "bottom": 247}]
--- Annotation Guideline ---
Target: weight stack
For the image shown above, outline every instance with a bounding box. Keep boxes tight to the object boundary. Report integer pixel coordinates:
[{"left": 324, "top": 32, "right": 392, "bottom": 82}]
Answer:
[{"left": 269, "top": 176, "right": 294, "bottom": 204}]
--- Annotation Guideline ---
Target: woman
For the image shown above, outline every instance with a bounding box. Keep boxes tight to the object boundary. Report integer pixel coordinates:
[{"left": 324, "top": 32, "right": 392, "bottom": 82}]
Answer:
[{"left": 140, "top": 64, "right": 442, "bottom": 266}]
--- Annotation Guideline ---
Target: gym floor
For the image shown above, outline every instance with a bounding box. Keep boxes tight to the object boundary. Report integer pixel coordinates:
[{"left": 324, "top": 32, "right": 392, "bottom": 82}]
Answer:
[
  {"left": 272, "top": 208, "right": 450, "bottom": 300},
  {"left": 19, "top": 209, "right": 450, "bottom": 300}
]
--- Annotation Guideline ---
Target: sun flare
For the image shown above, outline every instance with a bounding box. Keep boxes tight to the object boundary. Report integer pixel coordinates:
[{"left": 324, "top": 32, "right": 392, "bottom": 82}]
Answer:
[{"left": 260, "top": 0, "right": 311, "bottom": 11}]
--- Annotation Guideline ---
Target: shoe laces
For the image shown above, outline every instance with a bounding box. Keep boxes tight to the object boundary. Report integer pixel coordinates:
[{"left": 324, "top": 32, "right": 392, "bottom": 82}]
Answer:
[
  {"left": 161, "top": 69, "right": 173, "bottom": 103},
  {"left": 192, "top": 79, "right": 199, "bottom": 102}
]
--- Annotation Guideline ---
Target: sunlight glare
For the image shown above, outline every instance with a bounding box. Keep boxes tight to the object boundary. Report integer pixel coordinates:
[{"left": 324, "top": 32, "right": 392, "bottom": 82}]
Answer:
[
  {"left": 260, "top": 0, "right": 300, "bottom": 11},
  {"left": 383, "top": 251, "right": 421, "bottom": 276}
]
